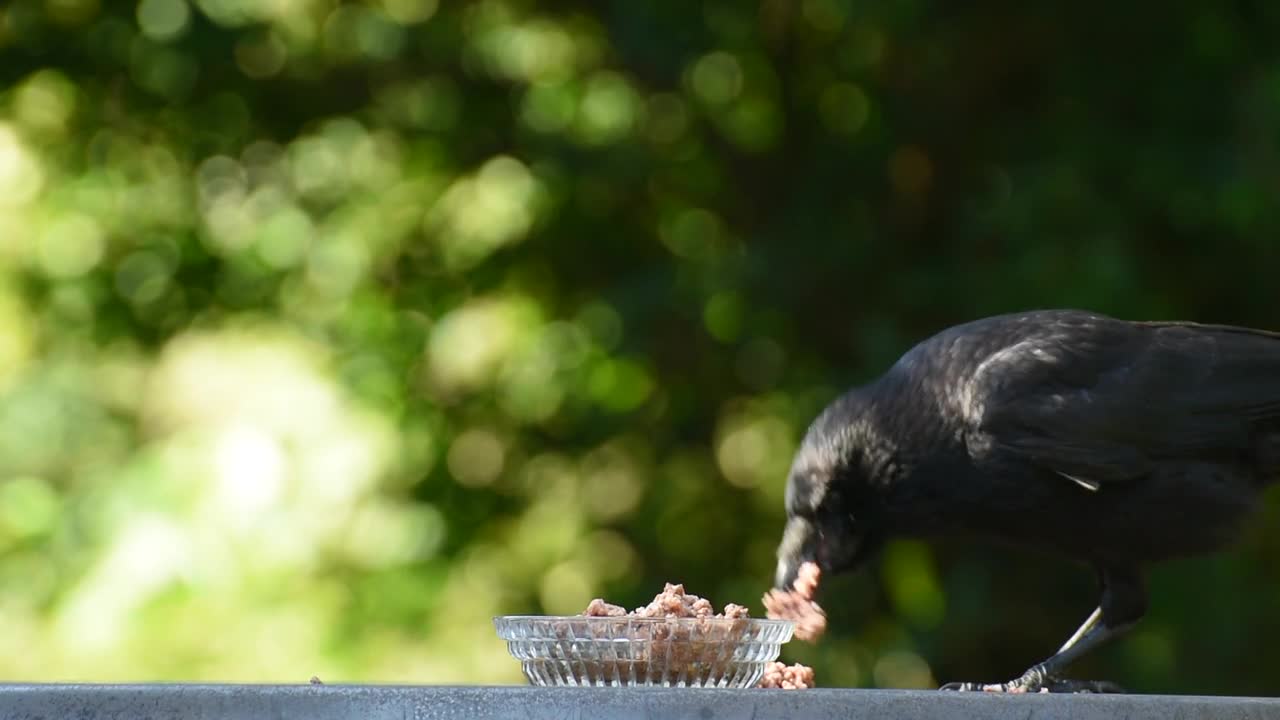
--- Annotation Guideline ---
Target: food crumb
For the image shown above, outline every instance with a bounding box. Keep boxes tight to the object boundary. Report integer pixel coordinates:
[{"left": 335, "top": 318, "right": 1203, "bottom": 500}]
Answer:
[{"left": 757, "top": 661, "right": 816, "bottom": 689}]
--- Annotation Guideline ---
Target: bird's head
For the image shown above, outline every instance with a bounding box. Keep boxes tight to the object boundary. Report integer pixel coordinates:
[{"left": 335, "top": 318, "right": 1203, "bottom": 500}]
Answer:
[{"left": 773, "top": 392, "right": 886, "bottom": 591}]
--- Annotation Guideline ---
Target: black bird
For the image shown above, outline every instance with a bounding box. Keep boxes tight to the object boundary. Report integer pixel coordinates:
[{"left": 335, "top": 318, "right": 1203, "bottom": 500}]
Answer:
[{"left": 773, "top": 308, "right": 1280, "bottom": 692}]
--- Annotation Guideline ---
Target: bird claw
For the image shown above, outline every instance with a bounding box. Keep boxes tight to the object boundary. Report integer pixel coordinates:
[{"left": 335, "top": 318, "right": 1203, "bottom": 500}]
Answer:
[
  {"left": 939, "top": 680, "right": 1048, "bottom": 694},
  {"left": 939, "top": 675, "right": 1126, "bottom": 694},
  {"left": 940, "top": 663, "right": 1054, "bottom": 693},
  {"left": 939, "top": 681, "right": 989, "bottom": 692}
]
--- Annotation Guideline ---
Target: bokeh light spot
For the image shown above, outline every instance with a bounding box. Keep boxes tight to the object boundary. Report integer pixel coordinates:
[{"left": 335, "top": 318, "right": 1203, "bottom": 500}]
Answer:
[
  {"left": 521, "top": 81, "right": 576, "bottom": 134},
  {"left": 0, "top": 477, "right": 60, "bottom": 539},
  {"left": 498, "top": 337, "right": 566, "bottom": 424},
  {"left": 473, "top": 16, "right": 579, "bottom": 84},
  {"left": 345, "top": 500, "right": 446, "bottom": 568},
  {"left": 580, "top": 444, "right": 644, "bottom": 521},
  {"left": 306, "top": 235, "right": 369, "bottom": 298},
  {"left": 427, "top": 297, "right": 531, "bottom": 393},
  {"left": 720, "top": 95, "right": 781, "bottom": 151},
  {"left": 715, "top": 411, "right": 792, "bottom": 489},
  {"left": 0, "top": 290, "right": 33, "bottom": 392},
  {"left": 539, "top": 561, "right": 594, "bottom": 616},
  {"left": 574, "top": 72, "right": 639, "bottom": 145},
  {"left": 14, "top": 70, "right": 77, "bottom": 134},
  {"left": 820, "top": 83, "right": 871, "bottom": 136},
  {"left": 690, "top": 52, "right": 743, "bottom": 106},
  {"left": 137, "top": 0, "right": 191, "bottom": 42},
  {"left": 380, "top": 0, "right": 438, "bottom": 24},
  {"left": 0, "top": 125, "right": 44, "bottom": 207},
  {"left": 38, "top": 214, "right": 104, "bottom": 278},
  {"left": 447, "top": 428, "right": 506, "bottom": 488},
  {"left": 660, "top": 207, "right": 724, "bottom": 259},
  {"left": 574, "top": 302, "right": 622, "bottom": 350},
  {"left": 255, "top": 206, "right": 313, "bottom": 269},
  {"left": 576, "top": 530, "right": 639, "bottom": 582},
  {"left": 428, "top": 155, "right": 544, "bottom": 270},
  {"left": 873, "top": 650, "right": 935, "bottom": 689},
  {"left": 587, "top": 359, "right": 652, "bottom": 413},
  {"left": 703, "top": 292, "right": 744, "bottom": 343},
  {"left": 213, "top": 424, "right": 285, "bottom": 518}
]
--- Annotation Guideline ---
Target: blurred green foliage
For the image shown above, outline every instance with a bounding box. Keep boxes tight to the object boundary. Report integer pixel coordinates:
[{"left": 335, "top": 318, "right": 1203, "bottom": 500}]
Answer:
[{"left": 1, "top": 0, "right": 1279, "bottom": 695}]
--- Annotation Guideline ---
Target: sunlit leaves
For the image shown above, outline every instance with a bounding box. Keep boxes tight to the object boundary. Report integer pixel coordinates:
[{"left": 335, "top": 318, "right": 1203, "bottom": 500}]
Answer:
[
  {"left": 12, "top": 70, "right": 76, "bottom": 136},
  {"left": 0, "top": 0, "right": 813, "bottom": 687},
  {"left": 685, "top": 51, "right": 783, "bottom": 151},
  {"left": 713, "top": 398, "right": 795, "bottom": 491},
  {"left": 136, "top": 0, "right": 191, "bottom": 42},
  {"left": 0, "top": 289, "right": 33, "bottom": 393},
  {"left": 0, "top": 124, "right": 44, "bottom": 207},
  {"left": 446, "top": 427, "right": 507, "bottom": 488},
  {"left": 37, "top": 213, "right": 104, "bottom": 278},
  {"left": 465, "top": 5, "right": 590, "bottom": 84},
  {"left": 323, "top": 4, "right": 406, "bottom": 63},
  {"left": 426, "top": 156, "right": 545, "bottom": 270},
  {"left": 426, "top": 296, "right": 538, "bottom": 395},
  {"left": 0, "top": 476, "right": 60, "bottom": 541}
]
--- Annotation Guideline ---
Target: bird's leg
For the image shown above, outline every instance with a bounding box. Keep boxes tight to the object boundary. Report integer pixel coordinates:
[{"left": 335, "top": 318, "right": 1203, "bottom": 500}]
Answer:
[
  {"left": 941, "top": 567, "right": 1145, "bottom": 693},
  {"left": 1057, "top": 606, "right": 1102, "bottom": 653}
]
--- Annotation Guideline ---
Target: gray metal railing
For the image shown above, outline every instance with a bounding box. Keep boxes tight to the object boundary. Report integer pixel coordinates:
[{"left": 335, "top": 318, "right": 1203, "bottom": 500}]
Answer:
[{"left": 0, "top": 684, "right": 1276, "bottom": 719}]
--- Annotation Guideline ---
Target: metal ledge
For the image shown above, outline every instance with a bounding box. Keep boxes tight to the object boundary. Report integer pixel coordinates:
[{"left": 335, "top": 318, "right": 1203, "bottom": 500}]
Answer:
[{"left": 0, "top": 684, "right": 1277, "bottom": 720}]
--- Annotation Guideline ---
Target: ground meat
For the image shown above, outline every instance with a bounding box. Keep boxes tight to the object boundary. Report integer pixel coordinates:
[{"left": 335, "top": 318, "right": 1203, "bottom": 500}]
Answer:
[
  {"left": 613, "top": 582, "right": 751, "bottom": 620},
  {"left": 762, "top": 561, "right": 828, "bottom": 642},
  {"left": 794, "top": 562, "right": 820, "bottom": 598},
  {"left": 584, "top": 598, "right": 628, "bottom": 617},
  {"left": 757, "top": 661, "right": 817, "bottom": 690},
  {"left": 557, "top": 584, "right": 766, "bottom": 686},
  {"left": 691, "top": 597, "right": 714, "bottom": 618}
]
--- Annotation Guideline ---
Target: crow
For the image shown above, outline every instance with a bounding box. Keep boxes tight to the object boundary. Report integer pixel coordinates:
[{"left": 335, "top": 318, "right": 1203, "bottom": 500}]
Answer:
[{"left": 772, "top": 308, "right": 1280, "bottom": 692}]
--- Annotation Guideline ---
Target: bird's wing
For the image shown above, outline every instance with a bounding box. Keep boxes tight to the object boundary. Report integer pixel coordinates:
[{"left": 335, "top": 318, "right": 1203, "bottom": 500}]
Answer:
[{"left": 964, "top": 317, "right": 1280, "bottom": 484}]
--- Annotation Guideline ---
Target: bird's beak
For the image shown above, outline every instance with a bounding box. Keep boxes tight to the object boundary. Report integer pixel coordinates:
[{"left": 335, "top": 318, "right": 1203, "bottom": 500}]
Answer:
[{"left": 773, "top": 516, "right": 819, "bottom": 590}]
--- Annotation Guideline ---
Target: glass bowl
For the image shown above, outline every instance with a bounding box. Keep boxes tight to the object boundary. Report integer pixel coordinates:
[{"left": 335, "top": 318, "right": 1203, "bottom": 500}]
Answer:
[{"left": 493, "top": 615, "right": 795, "bottom": 688}]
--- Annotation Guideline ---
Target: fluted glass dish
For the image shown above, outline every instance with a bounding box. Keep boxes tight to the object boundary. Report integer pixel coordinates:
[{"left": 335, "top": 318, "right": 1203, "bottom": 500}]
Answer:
[{"left": 493, "top": 615, "right": 795, "bottom": 688}]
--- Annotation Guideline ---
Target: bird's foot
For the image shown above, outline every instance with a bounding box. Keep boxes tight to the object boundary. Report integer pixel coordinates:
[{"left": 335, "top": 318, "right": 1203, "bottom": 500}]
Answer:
[
  {"left": 939, "top": 680, "right": 1048, "bottom": 694},
  {"left": 939, "top": 662, "right": 1054, "bottom": 693},
  {"left": 939, "top": 664, "right": 1125, "bottom": 694}
]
